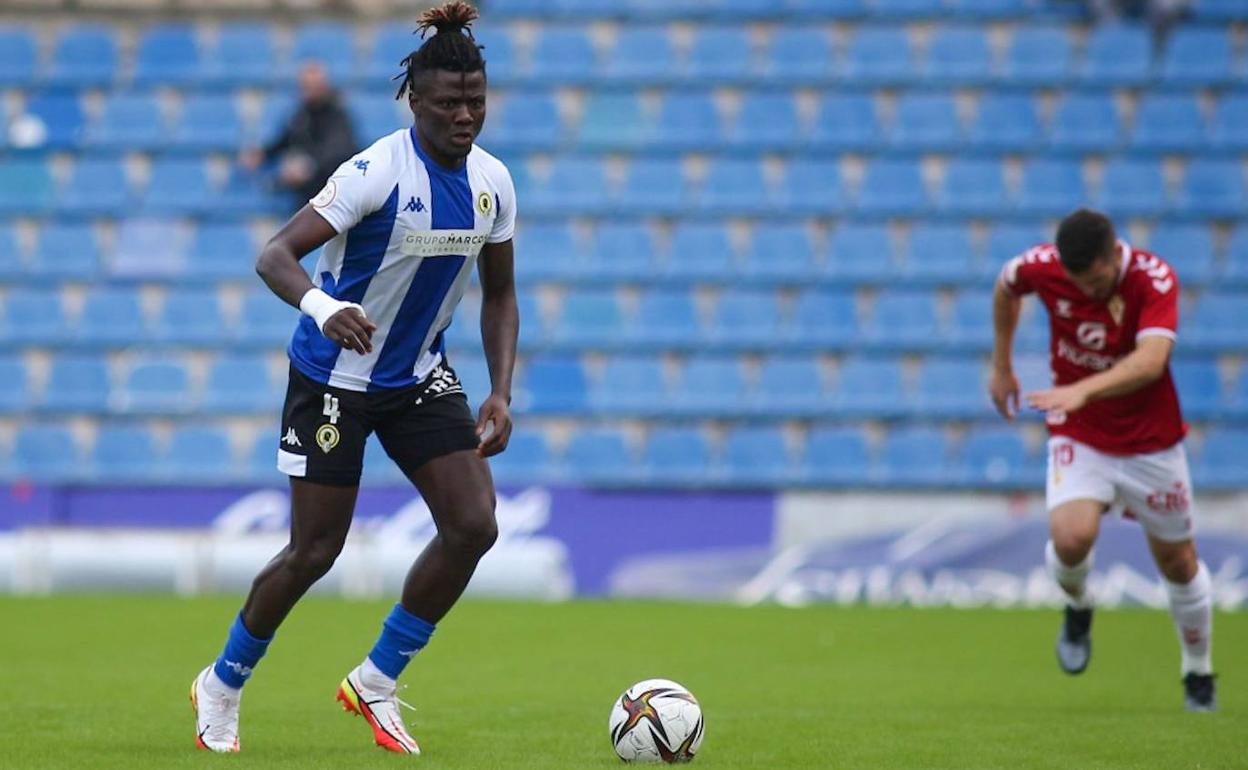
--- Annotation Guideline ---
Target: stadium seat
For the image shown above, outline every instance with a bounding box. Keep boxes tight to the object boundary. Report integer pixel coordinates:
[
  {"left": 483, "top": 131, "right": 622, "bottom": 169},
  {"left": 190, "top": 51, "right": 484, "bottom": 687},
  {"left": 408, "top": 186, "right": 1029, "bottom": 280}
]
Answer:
[
  {"left": 614, "top": 158, "right": 691, "bottom": 217},
  {"left": 783, "top": 0, "right": 868, "bottom": 17},
  {"left": 513, "top": 222, "right": 580, "bottom": 281},
  {"left": 777, "top": 158, "right": 846, "bottom": 215},
  {"left": 673, "top": 356, "right": 746, "bottom": 415},
  {"left": 57, "top": 158, "right": 128, "bottom": 216},
  {"left": 42, "top": 355, "right": 111, "bottom": 413},
  {"left": 748, "top": 356, "right": 826, "bottom": 415},
  {"left": 1160, "top": 27, "right": 1235, "bottom": 85},
  {"left": 986, "top": 222, "right": 1048, "bottom": 262},
  {"left": 365, "top": 27, "right": 422, "bottom": 81},
  {"left": 788, "top": 288, "right": 857, "bottom": 348},
  {"left": 665, "top": 223, "right": 736, "bottom": 281},
  {"left": 740, "top": 223, "right": 820, "bottom": 282},
  {"left": 686, "top": 27, "right": 753, "bottom": 82},
  {"left": 488, "top": 92, "right": 563, "bottom": 150},
  {"left": 844, "top": 27, "right": 914, "bottom": 84},
  {"left": 526, "top": 156, "right": 607, "bottom": 216},
  {"left": 22, "top": 92, "right": 85, "bottom": 150},
  {"left": 969, "top": 93, "right": 1043, "bottom": 151},
  {"left": 890, "top": 93, "right": 962, "bottom": 150},
  {"left": 856, "top": 159, "right": 927, "bottom": 215},
  {"left": 809, "top": 93, "right": 880, "bottom": 151},
  {"left": 652, "top": 92, "right": 724, "bottom": 150},
  {"left": 834, "top": 357, "right": 905, "bottom": 416},
  {"left": 710, "top": 289, "right": 783, "bottom": 347},
  {"left": 202, "top": 354, "right": 279, "bottom": 413},
  {"left": 1194, "top": 0, "right": 1248, "bottom": 21},
  {"left": 1172, "top": 360, "right": 1222, "bottom": 419},
  {"left": 186, "top": 223, "right": 256, "bottom": 282},
  {"left": 239, "top": 289, "right": 300, "bottom": 346},
  {"left": 592, "top": 355, "right": 668, "bottom": 414},
  {"left": 1000, "top": 27, "right": 1072, "bottom": 85},
  {"left": 14, "top": 424, "right": 82, "bottom": 482},
  {"left": 1196, "top": 428, "right": 1248, "bottom": 488},
  {"left": 155, "top": 288, "right": 228, "bottom": 345},
  {"left": 112, "top": 219, "right": 188, "bottom": 279},
  {"left": 913, "top": 358, "right": 988, "bottom": 417},
  {"left": 1145, "top": 224, "right": 1215, "bottom": 285},
  {"left": 875, "top": 426, "right": 950, "bottom": 485},
  {"left": 562, "top": 428, "right": 633, "bottom": 484},
  {"left": 826, "top": 223, "right": 894, "bottom": 283},
  {"left": 347, "top": 93, "right": 402, "bottom": 139},
  {"left": 947, "top": 290, "right": 993, "bottom": 349},
  {"left": 552, "top": 289, "right": 625, "bottom": 346},
  {"left": 958, "top": 427, "right": 1033, "bottom": 486},
  {"left": 873, "top": 0, "right": 943, "bottom": 18},
  {"left": 898, "top": 223, "right": 978, "bottom": 283},
  {"left": 578, "top": 92, "right": 648, "bottom": 151},
  {"left": 602, "top": 27, "right": 677, "bottom": 83},
  {"left": 718, "top": 426, "right": 796, "bottom": 487},
  {"left": 2, "top": 289, "right": 70, "bottom": 346},
  {"left": 470, "top": 26, "right": 519, "bottom": 86},
  {"left": 518, "top": 355, "right": 587, "bottom": 413},
  {"left": 0, "top": 354, "right": 28, "bottom": 417},
  {"left": 290, "top": 23, "right": 355, "bottom": 80},
  {"left": 729, "top": 92, "right": 802, "bottom": 152},
  {"left": 641, "top": 427, "right": 711, "bottom": 485},
  {"left": 938, "top": 159, "right": 1009, "bottom": 216},
  {"left": 90, "top": 425, "right": 157, "bottom": 482},
  {"left": 162, "top": 425, "right": 235, "bottom": 482},
  {"left": 1224, "top": 228, "right": 1248, "bottom": 284},
  {"left": 1080, "top": 24, "right": 1152, "bottom": 85},
  {"left": 698, "top": 157, "right": 772, "bottom": 214},
  {"left": 924, "top": 26, "right": 993, "bottom": 84},
  {"left": 0, "top": 226, "right": 21, "bottom": 276},
  {"left": 764, "top": 27, "right": 834, "bottom": 83},
  {"left": 802, "top": 426, "right": 870, "bottom": 485},
  {"left": 76, "top": 288, "right": 147, "bottom": 346},
  {"left": 864, "top": 289, "right": 940, "bottom": 349},
  {"left": 1175, "top": 159, "right": 1245, "bottom": 218},
  {"left": 141, "top": 158, "right": 212, "bottom": 215},
  {"left": 1050, "top": 93, "right": 1121, "bottom": 152},
  {"left": 86, "top": 93, "right": 166, "bottom": 151},
  {"left": 203, "top": 23, "right": 277, "bottom": 86},
  {"left": 586, "top": 222, "right": 658, "bottom": 281},
  {"left": 46, "top": 26, "right": 118, "bottom": 87},
  {"left": 1211, "top": 93, "right": 1248, "bottom": 151},
  {"left": 1017, "top": 159, "right": 1086, "bottom": 216},
  {"left": 1185, "top": 292, "right": 1245, "bottom": 350},
  {"left": 0, "top": 158, "right": 53, "bottom": 215},
  {"left": 488, "top": 431, "right": 555, "bottom": 485},
  {"left": 172, "top": 94, "right": 243, "bottom": 151},
  {"left": 30, "top": 223, "right": 101, "bottom": 280},
  {"left": 133, "top": 24, "right": 201, "bottom": 86},
  {"left": 0, "top": 26, "right": 36, "bottom": 86},
  {"left": 1131, "top": 94, "right": 1208, "bottom": 152},
  {"left": 118, "top": 358, "right": 193, "bottom": 415},
  {"left": 1097, "top": 158, "right": 1167, "bottom": 217},
  {"left": 529, "top": 26, "right": 597, "bottom": 83}
]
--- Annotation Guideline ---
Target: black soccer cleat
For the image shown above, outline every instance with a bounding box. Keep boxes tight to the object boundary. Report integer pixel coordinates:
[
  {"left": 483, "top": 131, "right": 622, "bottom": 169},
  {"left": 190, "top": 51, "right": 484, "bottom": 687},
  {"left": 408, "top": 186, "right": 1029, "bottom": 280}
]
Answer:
[
  {"left": 1183, "top": 672, "right": 1217, "bottom": 712},
  {"left": 1056, "top": 605, "right": 1092, "bottom": 675}
]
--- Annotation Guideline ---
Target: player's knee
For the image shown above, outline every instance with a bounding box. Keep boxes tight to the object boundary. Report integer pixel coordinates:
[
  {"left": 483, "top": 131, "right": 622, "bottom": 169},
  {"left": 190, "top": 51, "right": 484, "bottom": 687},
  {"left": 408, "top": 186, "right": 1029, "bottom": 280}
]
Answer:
[
  {"left": 443, "top": 496, "right": 498, "bottom": 558},
  {"left": 1051, "top": 529, "right": 1095, "bottom": 565},
  {"left": 287, "top": 538, "right": 344, "bottom": 582},
  {"left": 1156, "top": 546, "right": 1198, "bottom": 583}
]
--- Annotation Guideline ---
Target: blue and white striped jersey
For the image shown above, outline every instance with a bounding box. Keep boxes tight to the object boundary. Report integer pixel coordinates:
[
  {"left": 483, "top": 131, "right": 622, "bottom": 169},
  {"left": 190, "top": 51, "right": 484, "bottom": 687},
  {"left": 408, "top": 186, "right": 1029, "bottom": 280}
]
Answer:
[{"left": 290, "top": 127, "right": 516, "bottom": 392}]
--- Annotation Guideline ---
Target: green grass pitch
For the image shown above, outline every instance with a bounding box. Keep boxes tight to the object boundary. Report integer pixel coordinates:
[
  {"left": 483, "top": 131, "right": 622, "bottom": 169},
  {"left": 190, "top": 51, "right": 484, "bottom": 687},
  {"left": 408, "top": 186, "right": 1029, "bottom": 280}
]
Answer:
[{"left": 1, "top": 596, "right": 1241, "bottom": 769}]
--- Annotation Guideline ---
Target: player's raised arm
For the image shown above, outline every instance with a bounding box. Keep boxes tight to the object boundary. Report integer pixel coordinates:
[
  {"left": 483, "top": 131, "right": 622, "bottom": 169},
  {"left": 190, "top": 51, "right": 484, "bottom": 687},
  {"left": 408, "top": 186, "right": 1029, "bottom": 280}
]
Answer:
[
  {"left": 1026, "top": 334, "right": 1173, "bottom": 413},
  {"left": 989, "top": 271, "right": 1024, "bottom": 420}
]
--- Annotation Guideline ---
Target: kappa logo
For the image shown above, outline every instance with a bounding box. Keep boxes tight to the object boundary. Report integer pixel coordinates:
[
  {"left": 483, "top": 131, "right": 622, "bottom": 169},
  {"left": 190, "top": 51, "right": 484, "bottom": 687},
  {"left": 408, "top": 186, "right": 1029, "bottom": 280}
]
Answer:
[
  {"left": 222, "top": 660, "right": 253, "bottom": 679},
  {"left": 281, "top": 427, "right": 302, "bottom": 447},
  {"left": 354, "top": 159, "right": 370, "bottom": 175},
  {"left": 403, "top": 196, "right": 425, "bottom": 213}
]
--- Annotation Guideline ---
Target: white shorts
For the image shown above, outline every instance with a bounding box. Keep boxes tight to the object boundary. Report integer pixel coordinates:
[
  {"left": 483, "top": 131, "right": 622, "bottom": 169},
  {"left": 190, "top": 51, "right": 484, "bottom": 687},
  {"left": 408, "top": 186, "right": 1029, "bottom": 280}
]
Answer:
[{"left": 1046, "top": 437, "right": 1196, "bottom": 543}]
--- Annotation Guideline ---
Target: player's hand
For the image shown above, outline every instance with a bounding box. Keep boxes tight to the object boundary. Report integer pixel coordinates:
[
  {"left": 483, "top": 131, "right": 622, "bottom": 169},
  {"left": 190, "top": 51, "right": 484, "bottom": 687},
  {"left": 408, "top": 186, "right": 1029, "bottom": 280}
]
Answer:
[
  {"left": 1026, "top": 384, "right": 1088, "bottom": 415},
  {"left": 322, "top": 307, "right": 376, "bottom": 355},
  {"left": 475, "top": 393, "right": 513, "bottom": 458},
  {"left": 988, "top": 367, "right": 1021, "bottom": 421}
]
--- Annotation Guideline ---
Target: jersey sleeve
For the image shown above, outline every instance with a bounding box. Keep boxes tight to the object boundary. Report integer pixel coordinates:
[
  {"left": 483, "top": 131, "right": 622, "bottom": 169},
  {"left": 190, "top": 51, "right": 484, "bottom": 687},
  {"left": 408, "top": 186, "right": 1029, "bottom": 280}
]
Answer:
[
  {"left": 998, "top": 244, "right": 1057, "bottom": 296},
  {"left": 1136, "top": 257, "right": 1180, "bottom": 341},
  {"left": 308, "top": 141, "right": 395, "bottom": 234},
  {"left": 486, "top": 163, "right": 516, "bottom": 244}
]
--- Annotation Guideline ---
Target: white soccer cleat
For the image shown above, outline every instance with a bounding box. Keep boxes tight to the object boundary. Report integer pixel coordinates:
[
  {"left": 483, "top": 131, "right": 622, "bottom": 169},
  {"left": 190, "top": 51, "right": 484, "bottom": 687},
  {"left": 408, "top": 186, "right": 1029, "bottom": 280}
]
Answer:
[
  {"left": 336, "top": 666, "right": 421, "bottom": 755},
  {"left": 190, "top": 666, "right": 241, "bottom": 753}
]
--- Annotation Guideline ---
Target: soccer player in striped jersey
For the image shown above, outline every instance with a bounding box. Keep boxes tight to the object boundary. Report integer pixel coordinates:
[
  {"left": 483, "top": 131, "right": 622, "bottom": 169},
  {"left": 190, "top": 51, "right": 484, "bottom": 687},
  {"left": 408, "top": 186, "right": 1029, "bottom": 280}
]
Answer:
[{"left": 191, "top": 3, "right": 518, "bottom": 753}]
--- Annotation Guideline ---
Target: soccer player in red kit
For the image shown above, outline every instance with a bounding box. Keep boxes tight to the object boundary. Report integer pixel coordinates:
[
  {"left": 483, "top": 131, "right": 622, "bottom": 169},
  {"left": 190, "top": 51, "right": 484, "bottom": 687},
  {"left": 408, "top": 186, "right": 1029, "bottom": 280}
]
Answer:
[{"left": 989, "top": 209, "right": 1215, "bottom": 711}]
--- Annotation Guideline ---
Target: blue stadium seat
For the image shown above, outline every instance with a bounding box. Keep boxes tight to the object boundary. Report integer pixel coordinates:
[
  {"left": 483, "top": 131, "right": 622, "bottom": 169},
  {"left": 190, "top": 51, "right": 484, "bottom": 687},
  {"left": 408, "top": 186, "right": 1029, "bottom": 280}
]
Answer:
[
  {"left": 518, "top": 355, "right": 587, "bottom": 413},
  {"left": 602, "top": 27, "right": 676, "bottom": 83},
  {"left": 1131, "top": 94, "right": 1208, "bottom": 152},
  {"left": 665, "top": 223, "right": 735, "bottom": 281},
  {"left": 857, "top": 159, "right": 927, "bottom": 215},
  {"left": 958, "top": 427, "right": 1032, "bottom": 486},
  {"left": 1000, "top": 27, "right": 1072, "bottom": 85},
  {"left": 891, "top": 93, "right": 962, "bottom": 150},
  {"left": 1194, "top": 0, "right": 1248, "bottom": 21},
  {"left": 0, "top": 26, "right": 36, "bottom": 85},
  {"left": 947, "top": 290, "right": 993, "bottom": 349},
  {"left": 699, "top": 157, "right": 771, "bottom": 214},
  {"left": 14, "top": 425, "right": 82, "bottom": 482},
  {"left": 864, "top": 289, "right": 940, "bottom": 348},
  {"left": 118, "top": 358, "right": 193, "bottom": 415},
  {"left": 969, "top": 93, "right": 1042, "bottom": 151},
  {"left": 290, "top": 23, "right": 355, "bottom": 80},
  {"left": 552, "top": 289, "right": 625, "bottom": 346},
  {"left": 87, "top": 93, "right": 165, "bottom": 150},
  {"left": 913, "top": 358, "right": 988, "bottom": 417},
  {"left": 710, "top": 289, "right": 782, "bottom": 347},
  {"left": 365, "top": 27, "right": 422, "bottom": 81},
  {"left": 142, "top": 158, "right": 212, "bottom": 215},
  {"left": 42, "top": 355, "right": 110, "bottom": 413},
  {"left": 834, "top": 357, "right": 904, "bottom": 416},
  {"left": 938, "top": 159, "right": 1009, "bottom": 216},
  {"left": 586, "top": 223, "right": 658, "bottom": 281},
  {"left": 986, "top": 222, "right": 1048, "bottom": 262},
  {"left": 1185, "top": 292, "right": 1245, "bottom": 350},
  {"left": 873, "top": 0, "right": 943, "bottom": 17},
  {"left": 1175, "top": 159, "right": 1245, "bottom": 218},
  {"left": 764, "top": 27, "right": 834, "bottom": 83},
  {"left": 741, "top": 223, "right": 819, "bottom": 282},
  {"left": 674, "top": 356, "right": 746, "bottom": 414},
  {"left": 778, "top": 158, "right": 846, "bottom": 215},
  {"left": 488, "top": 431, "right": 555, "bottom": 485},
  {"left": 529, "top": 26, "right": 596, "bottom": 83},
  {"left": 172, "top": 94, "right": 243, "bottom": 151},
  {"left": 1049, "top": 93, "right": 1121, "bottom": 152},
  {"left": 826, "top": 223, "right": 894, "bottom": 282},
  {"left": 924, "top": 26, "right": 993, "bottom": 84},
  {"left": 1080, "top": 24, "right": 1152, "bottom": 85},
  {"left": 239, "top": 290, "right": 299, "bottom": 346},
  {"left": 1224, "top": 228, "right": 1248, "bottom": 284},
  {"left": 76, "top": 288, "right": 146, "bottom": 345},
  {"left": 875, "top": 426, "right": 950, "bottom": 485},
  {"left": 0, "top": 158, "right": 53, "bottom": 214},
  {"left": 783, "top": 0, "right": 868, "bottom": 16},
  {"left": 898, "top": 223, "right": 978, "bottom": 283},
  {"left": 562, "top": 428, "right": 633, "bottom": 484},
  {"left": 641, "top": 427, "right": 711, "bottom": 485},
  {"left": 112, "top": 219, "right": 188, "bottom": 279},
  {"left": 844, "top": 27, "right": 914, "bottom": 84},
  {"left": 156, "top": 288, "right": 227, "bottom": 345},
  {"left": 578, "top": 92, "right": 648, "bottom": 150},
  {"left": 513, "top": 222, "right": 580, "bottom": 281},
  {"left": 1231, "top": 366, "right": 1248, "bottom": 417},
  {"left": 186, "top": 224, "right": 255, "bottom": 282},
  {"left": 809, "top": 93, "right": 880, "bottom": 151},
  {"left": 133, "top": 24, "right": 201, "bottom": 86},
  {"left": 1017, "top": 159, "right": 1085, "bottom": 216},
  {"left": 652, "top": 92, "right": 723, "bottom": 150},
  {"left": 1196, "top": 428, "right": 1248, "bottom": 488},
  {"left": 592, "top": 355, "right": 667, "bottom": 414},
  {"left": 57, "top": 158, "right": 128, "bottom": 216},
  {"left": 1172, "top": 360, "right": 1222, "bottom": 419},
  {"left": 46, "top": 26, "right": 118, "bottom": 87},
  {"left": 0, "top": 355, "right": 30, "bottom": 413},
  {"left": 1161, "top": 27, "right": 1235, "bottom": 85},
  {"left": 203, "top": 23, "right": 277, "bottom": 86},
  {"left": 91, "top": 425, "right": 157, "bottom": 482},
  {"left": 23, "top": 93, "right": 85, "bottom": 149},
  {"left": 718, "top": 426, "right": 796, "bottom": 487},
  {"left": 789, "top": 289, "right": 858, "bottom": 347},
  {"left": 347, "top": 93, "right": 402, "bottom": 139},
  {"left": 730, "top": 92, "right": 802, "bottom": 151},
  {"left": 488, "top": 92, "right": 562, "bottom": 150},
  {"left": 2, "top": 289, "right": 69, "bottom": 346},
  {"left": 526, "top": 157, "right": 607, "bottom": 215},
  {"left": 470, "top": 26, "right": 519, "bottom": 85},
  {"left": 1097, "top": 158, "right": 1167, "bottom": 217},
  {"left": 30, "top": 223, "right": 101, "bottom": 279},
  {"left": 749, "top": 356, "right": 826, "bottom": 415},
  {"left": 163, "top": 425, "right": 235, "bottom": 482},
  {"left": 1211, "top": 93, "right": 1248, "bottom": 151},
  {"left": 802, "top": 426, "right": 870, "bottom": 485},
  {"left": 945, "top": 0, "right": 1031, "bottom": 17},
  {"left": 202, "top": 354, "right": 279, "bottom": 413},
  {"left": 686, "top": 27, "right": 753, "bottom": 82},
  {"left": 0, "top": 226, "right": 20, "bottom": 276},
  {"left": 1145, "top": 224, "right": 1214, "bottom": 285}
]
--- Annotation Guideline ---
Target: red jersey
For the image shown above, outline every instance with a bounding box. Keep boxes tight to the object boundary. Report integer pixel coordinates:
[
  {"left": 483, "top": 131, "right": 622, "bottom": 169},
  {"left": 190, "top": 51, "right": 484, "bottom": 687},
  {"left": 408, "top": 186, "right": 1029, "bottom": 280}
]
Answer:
[{"left": 1001, "top": 240, "right": 1186, "bottom": 455}]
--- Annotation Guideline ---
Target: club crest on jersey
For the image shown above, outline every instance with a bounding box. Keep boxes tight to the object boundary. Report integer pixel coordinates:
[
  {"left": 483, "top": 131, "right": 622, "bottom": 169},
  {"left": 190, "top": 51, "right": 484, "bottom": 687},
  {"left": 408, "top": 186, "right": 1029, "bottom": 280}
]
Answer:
[
  {"left": 476, "top": 191, "right": 493, "bottom": 215},
  {"left": 1107, "top": 294, "right": 1125, "bottom": 326},
  {"left": 316, "top": 424, "right": 340, "bottom": 454}
]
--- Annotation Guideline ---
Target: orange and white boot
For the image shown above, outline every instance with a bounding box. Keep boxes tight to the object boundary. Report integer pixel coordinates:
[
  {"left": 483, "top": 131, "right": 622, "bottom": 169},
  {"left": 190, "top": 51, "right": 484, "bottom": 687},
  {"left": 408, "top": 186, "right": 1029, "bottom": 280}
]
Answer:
[
  {"left": 336, "top": 665, "right": 420, "bottom": 755},
  {"left": 190, "top": 666, "right": 241, "bottom": 752}
]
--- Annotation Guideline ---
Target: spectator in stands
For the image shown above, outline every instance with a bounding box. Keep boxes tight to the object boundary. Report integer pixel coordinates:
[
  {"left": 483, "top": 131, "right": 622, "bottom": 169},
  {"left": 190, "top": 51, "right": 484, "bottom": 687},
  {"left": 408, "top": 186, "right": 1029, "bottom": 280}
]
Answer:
[
  {"left": 1086, "top": 0, "right": 1190, "bottom": 37},
  {"left": 240, "top": 60, "right": 358, "bottom": 207}
]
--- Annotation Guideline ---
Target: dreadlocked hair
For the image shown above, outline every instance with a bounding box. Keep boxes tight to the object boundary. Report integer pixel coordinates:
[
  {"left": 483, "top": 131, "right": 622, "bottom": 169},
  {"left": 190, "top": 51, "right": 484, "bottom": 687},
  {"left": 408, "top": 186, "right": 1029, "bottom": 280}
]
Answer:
[{"left": 394, "top": 1, "right": 485, "bottom": 99}]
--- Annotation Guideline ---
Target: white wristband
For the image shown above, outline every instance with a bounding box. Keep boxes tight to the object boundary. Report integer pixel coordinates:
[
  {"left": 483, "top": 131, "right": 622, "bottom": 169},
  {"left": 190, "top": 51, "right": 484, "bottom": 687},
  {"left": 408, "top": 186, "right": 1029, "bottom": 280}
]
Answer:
[{"left": 299, "top": 288, "right": 365, "bottom": 333}]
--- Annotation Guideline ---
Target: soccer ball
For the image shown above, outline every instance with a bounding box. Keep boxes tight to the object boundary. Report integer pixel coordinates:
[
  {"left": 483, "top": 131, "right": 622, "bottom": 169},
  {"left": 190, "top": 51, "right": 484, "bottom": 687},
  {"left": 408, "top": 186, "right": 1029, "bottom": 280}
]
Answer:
[{"left": 608, "top": 678, "right": 704, "bottom": 763}]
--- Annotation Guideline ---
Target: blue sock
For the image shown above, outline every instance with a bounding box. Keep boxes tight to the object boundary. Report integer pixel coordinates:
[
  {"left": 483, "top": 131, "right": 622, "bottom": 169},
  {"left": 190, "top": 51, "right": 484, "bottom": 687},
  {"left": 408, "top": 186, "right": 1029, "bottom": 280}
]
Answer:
[
  {"left": 212, "top": 613, "right": 272, "bottom": 689},
  {"left": 367, "top": 604, "right": 436, "bottom": 680}
]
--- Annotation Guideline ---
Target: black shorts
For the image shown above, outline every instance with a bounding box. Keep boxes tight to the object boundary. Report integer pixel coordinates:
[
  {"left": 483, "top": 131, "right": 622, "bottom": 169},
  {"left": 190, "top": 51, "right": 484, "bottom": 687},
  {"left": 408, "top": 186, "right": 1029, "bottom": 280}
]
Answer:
[{"left": 276, "top": 362, "right": 480, "bottom": 486}]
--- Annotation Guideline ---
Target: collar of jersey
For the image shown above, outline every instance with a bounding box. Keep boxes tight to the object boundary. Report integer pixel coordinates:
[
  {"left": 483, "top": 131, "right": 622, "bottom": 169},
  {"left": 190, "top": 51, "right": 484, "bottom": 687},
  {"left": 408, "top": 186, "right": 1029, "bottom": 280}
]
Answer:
[
  {"left": 1115, "top": 239, "right": 1131, "bottom": 287},
  {"left": 409, "top": 126, "right": 469, "bottom": 179}
]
